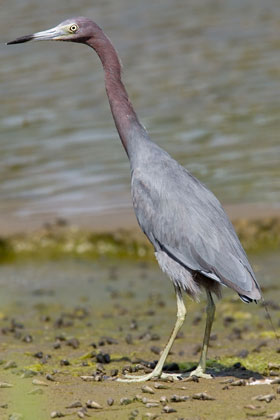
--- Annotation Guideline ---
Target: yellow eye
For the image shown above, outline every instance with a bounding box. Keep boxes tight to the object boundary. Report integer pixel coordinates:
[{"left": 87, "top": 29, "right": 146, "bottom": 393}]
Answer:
[{"left": 69, "top": 24, "right": 78, "bottom": 33}]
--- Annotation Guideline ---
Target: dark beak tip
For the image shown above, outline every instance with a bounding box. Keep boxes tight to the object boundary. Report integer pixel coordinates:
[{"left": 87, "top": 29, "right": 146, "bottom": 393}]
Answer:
[{"left": 7, "top": 34, "right": 34, "bottom": 45}]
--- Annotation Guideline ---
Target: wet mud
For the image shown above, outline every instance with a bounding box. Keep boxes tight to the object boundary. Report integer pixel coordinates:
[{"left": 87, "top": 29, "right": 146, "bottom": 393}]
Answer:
[{"left": 0, "top": 252, "right": 279, "bottom": 419}]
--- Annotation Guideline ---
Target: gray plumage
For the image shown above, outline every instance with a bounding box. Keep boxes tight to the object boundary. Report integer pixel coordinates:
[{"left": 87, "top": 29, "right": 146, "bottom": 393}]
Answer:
[{"left": 130, "top": 136, "right": 261, "bottom": 302}]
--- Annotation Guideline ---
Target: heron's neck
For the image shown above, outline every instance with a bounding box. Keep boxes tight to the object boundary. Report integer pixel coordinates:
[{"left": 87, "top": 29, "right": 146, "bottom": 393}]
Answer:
[{"left": 87, "top": 33, "right": 148, "bottom": 158}]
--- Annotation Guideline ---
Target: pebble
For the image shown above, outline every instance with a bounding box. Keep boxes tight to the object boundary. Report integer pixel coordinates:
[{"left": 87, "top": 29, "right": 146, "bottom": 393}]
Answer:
[
  {"left": 46, "top": 374, "right": 55, "bottom": 382},
  {"left": 154, "top": 382, "right": 168, "bottom": 389},
  {"left": 50, "top": 412, "right": 65, "bottom": 418},
  {"left": 0, "top": 382, "right": 13, "bottom": 388},
  {"left": 9, "top": 413, "right": 23, "bottom": 420},
  {"left": 270, "top": 413, "right": 280, "bottom": 420},
  {"left": 192, "top": 392, "right": 215, "bottom": 401},
  {"left": 53, "top": 341, "right": 61, "bottom": 349},
  {"left": 162, "top": 405, "right": 177, "bottom": 413},
  {"left": 252, "top": 394, "right": 276, "bottom": 403},
  {"left": 65, "top": 401, "right": 83, "bottom": 408},
  {"left": 120, "top": 397, "right": 133, "bottom": 405},
  {"left": 0, "top": 403, "right": 8, "bottom": 409},
  {"left": 146, "top": 402, "right": 159, "bottom": 408},
  {"left": 142, "top": 398, "right": 159, "bottom": 404},
  {"left": 33, "top": 351, "right": 44, "bottom": 359},
  {"left": 21, "top": 369, "right": 38, "bottom": 379},
  {"left": 4, "top": 361, "right": 17, "bottom": 370},
  {"left": 32, "top": 379, "right": 48, "bottom": 386},
  {"left": 142, "top": 413, "right": 159, "bottom": 420},
  {"left": 170, "top": 394, "right": 190, "bottom": 402},
  {"left": 96, "top": 352, "right": 111, "bottom": 364},
  {"left": 125, "top": 334, "right": 133, "bottom": 344},
  {"left": 110, "top": 369, "right": 118, "bottom": 377},
  {"left": 66, "top": 338, "right": 80, "bottom": 349},
  {"left": 107, "top": 398, "right": 114, "bottom": 406},
  {"left": 86, "top": 400, "right": 103, "bottom": 409},
  {"left": 150, "top": 346, "right": 161, "bottom": 355},
  {"left": 22, "top": 335, "right": 33, "bottom": 343},
  {"left": 80, "top": 376, "right": 94, "bottom": 381},
  {"left": 231, "top": 379, "right": 246, "bottom": 386},
  {"left": 60, "top": 359, "right": 70, "bottom": 366},
  {"left": 141, "top": 385, "right": 155, "bottom": 394},
  {"left": 159, "top": 396, "right": 168, "bottom": 405}
]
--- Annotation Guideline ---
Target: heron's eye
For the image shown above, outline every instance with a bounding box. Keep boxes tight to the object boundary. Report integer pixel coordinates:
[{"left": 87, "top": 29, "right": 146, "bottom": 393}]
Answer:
[{"left": 69, "top": 24, "right": 78, "bottom": 33}]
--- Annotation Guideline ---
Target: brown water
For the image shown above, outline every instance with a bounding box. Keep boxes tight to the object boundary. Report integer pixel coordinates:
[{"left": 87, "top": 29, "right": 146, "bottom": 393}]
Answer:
[{"left": 1, "top": 0, "right": 280, "bottom": 224}]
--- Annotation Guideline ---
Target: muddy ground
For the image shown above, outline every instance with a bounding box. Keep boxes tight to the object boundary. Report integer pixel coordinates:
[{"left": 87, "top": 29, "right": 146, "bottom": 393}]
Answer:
[{"left": 0, "top": 252, "right": 279, "bottom": 420}]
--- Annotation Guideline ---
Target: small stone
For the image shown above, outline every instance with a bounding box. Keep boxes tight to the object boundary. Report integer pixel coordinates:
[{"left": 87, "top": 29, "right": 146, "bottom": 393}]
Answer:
[
  {"left": 170, "top": 394, "right": 189, "bottom": 402},
  {"left": 110, "top": 369, "right": 118, "bottom": 377},
  {"left": 80, "top": 375, "right": 94, "bottom": 381},
  {"left": 65, "top": 401, "right": 82, "bottom": 409},
  {"left": 9, "top": 413, "right": 23, "bottom": 420},
  {"left": 231, "top": 379, "right": 246, "bottom": 386},
  {"left": 154, "top": 382, "right": 168, "bottom": 389},
  {"left": 268, "top": 363, "right": 280, "bottom": 370},
  {"left": 271, "top": 412, "right": 280, "bottom": 420},
  {"left": 50, "top": 412, "right": 65, "bottom": 418},
  {"left": 107, "top": 398, "right": 114, "bottom": 406},
  {"left": 0, "top": 382, "right": 13, "bottom": 388},
  {"left": 96, "top": 352, "right": 111, "bottom": 364},
  {"left": 4, "top": 361, "right": 17, "bottom": 370},
  {"left": 46, "top": 374, "right": 55, "bottom": 382},
  {"left": 142, "top": 413, "right": 159, "bottom": 420},
  {"left": 125, "top": 334, "right": 133, "bottom": 344},
  {"left": 53, "top": 341, "right": 61, "bottom": 349},
  {"left": 21, "top": 369, "right": 38, "bottom": 379},
  {"left": 66, "top": 338, "right": 80, "bottom": 349},
  {"left": 150, "top": 346, "right": 161, "bottom": 355},
  {"left": 32, "top": 379, "right": 48, "bottom": 386},
  {"left": 120, "top": 397, "right": 132, "bottom": 405},
  {"left": 146, "top": 402, "right": 159, "bottom": 408},
  {"left": 159, "top": 396, "right": 168, "bottom": 405},
  {"left": 86, "top": 400, "right": 102, "bottom": 409},
  {"left": 141, "top": 385, "right": 155, "bottom": 394},
  {"left": 192, "top": 392, "right": 215, "bottom": 400},
  {"left": 22, "top": 335, "right": 33, "bottom": 343},
  {"left": 33, "top": 351, "right": 44, "bottom": 359},
  {"left": 0, "top": 403, "right": 8, "bottom": 408},
  {"left": 252, "top": 394, "right": 276, "bottom": 403},
  {"left": 236, "top": 349, "right": 249, "bottom": 359},
  {"left": 60, "top": 359, "right": 70, "bottom": 366},
  {"left": 162, "top": 405, "right": 177, "bottom": 413}
]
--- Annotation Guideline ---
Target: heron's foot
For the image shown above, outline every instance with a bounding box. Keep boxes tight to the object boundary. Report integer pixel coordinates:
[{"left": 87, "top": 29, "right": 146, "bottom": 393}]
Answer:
[
  {"left": 189, "top": 365, "right": 213, "bottom": 379},
  {"left": 117, "top": 371, "right": 183, "bottom": 383}
]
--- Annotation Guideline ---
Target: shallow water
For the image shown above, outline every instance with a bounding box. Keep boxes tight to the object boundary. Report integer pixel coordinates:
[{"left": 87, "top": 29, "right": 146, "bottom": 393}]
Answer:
[{"left": 1, "top": 0, "right": 280, "bottom": 223}]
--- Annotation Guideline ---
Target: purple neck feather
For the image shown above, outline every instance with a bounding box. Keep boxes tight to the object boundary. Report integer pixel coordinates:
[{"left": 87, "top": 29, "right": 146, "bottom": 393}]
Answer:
[{"left": 86, "top": 31, "right": 146, "bottom": 157}]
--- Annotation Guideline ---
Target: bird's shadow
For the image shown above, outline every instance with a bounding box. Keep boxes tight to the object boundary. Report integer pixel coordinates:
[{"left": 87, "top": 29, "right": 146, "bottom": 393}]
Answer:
[{"left": 164, "top": 361, "right": 263, "bottom": 380}]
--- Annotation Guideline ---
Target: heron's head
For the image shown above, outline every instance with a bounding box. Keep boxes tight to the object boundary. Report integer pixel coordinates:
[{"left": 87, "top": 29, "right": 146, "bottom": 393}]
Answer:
[{"left": 7, "top": 17, "right": 100, "bottom": 45}]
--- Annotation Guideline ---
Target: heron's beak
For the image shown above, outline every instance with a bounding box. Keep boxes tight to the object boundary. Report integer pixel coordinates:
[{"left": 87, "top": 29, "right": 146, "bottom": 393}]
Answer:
[{"left": 7, "top": 25, "right": 66, "bottom": 45}]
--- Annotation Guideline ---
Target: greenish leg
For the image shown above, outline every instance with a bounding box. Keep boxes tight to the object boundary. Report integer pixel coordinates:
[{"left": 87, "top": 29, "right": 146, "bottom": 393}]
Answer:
[{"left": 190, "top": 290, "right": 215, "bottom": 379}]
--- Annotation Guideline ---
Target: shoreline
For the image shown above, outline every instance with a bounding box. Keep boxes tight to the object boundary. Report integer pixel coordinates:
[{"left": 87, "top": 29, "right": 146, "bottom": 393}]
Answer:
[
  {"left": 0, "top": 202, "right": 279, "bottom": 261},
  {"left": 0, "top": 202, "right": 279, "bottom": 236}
]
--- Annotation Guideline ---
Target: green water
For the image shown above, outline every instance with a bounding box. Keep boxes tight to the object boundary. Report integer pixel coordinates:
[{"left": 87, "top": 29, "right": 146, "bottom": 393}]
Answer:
[{"left": 1, "top": 0, "right": 280, "bottom": 225}]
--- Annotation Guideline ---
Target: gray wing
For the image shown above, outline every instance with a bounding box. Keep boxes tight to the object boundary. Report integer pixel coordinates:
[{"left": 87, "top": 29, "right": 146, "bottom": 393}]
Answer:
[{"left": 131, "top": 150, "right": 261, "bottom": 300}]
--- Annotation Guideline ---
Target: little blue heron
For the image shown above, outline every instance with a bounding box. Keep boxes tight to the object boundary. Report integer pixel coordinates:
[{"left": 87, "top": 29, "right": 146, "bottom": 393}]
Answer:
[{"left": 8, "top": 17, "right": 261, "bottom": 382}]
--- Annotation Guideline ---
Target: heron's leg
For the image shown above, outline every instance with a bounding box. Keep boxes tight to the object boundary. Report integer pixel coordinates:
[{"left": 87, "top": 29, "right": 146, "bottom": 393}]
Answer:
[
  {"left": 190, "top": 290, "right": 215, "bottom": 379},
  {"left": 117, "top": 288, "right": 186, "bottom": 382}
]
